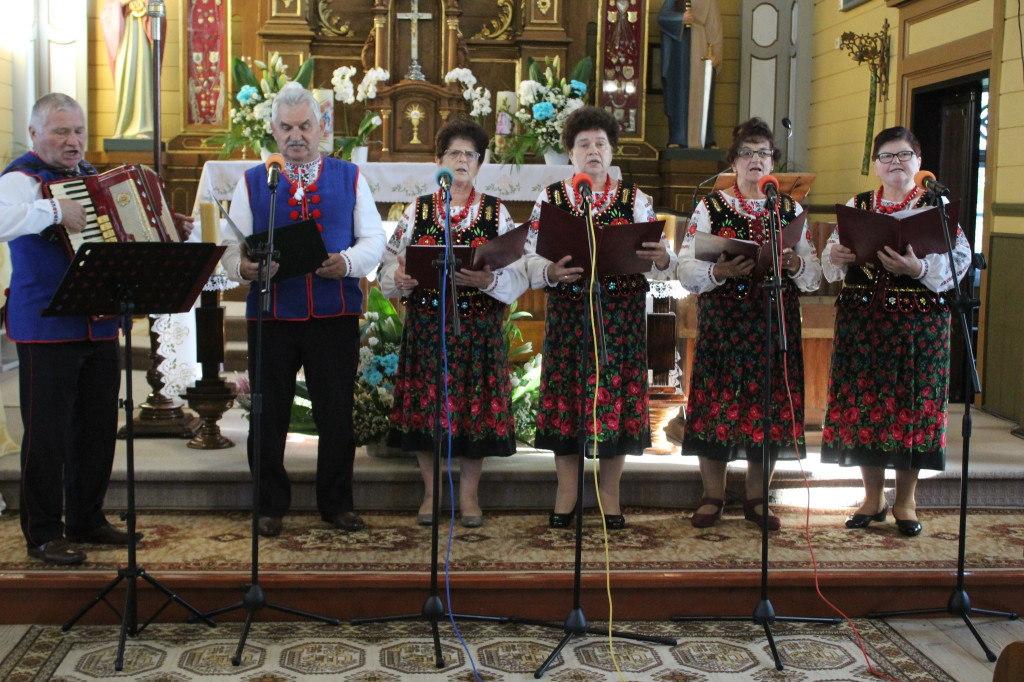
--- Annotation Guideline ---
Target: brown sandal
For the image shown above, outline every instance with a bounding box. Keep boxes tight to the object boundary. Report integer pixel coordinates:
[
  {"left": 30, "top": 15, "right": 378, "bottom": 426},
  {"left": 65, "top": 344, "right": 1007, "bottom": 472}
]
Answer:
[{"left": 690, "top": 497, "right": 725, "bottom": 528}]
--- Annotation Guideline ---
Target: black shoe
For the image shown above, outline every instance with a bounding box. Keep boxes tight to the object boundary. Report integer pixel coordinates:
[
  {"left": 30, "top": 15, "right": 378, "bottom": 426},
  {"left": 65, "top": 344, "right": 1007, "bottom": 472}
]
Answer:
[
  {"left": 845, "top": 504, "right": 889, "bottom": 529},
  {"left": 257, "top": 516, "right": 282, "bottom": 537},
  {"left": 28, "top": 539, "right": 86, "bottom": 566},
  {"left": 604, "top": 514, "right": 626, "bottom": 530},
  {"left": 67, "top": 523, "right": 141, "bottom": 545},
  {"left": 548, "top": 504, "right": 577, "bottom": 529},
  {"left": 323, "top": 511, "right": 366, "bottom": 532},
  {"left": 893, "top": 514, "right": 922, "bottom": 537}
]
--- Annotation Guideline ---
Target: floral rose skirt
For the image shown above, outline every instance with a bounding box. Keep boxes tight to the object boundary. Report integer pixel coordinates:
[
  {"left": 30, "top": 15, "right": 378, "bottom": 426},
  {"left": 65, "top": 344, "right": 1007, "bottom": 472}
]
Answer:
[
  {"left": 683, "top": 287, "right": 806, "bottom": 461},
  {"left": 535, "top": 290, "right": 651, "bottom": 458},
  {"left": 820, "top": 305, "right": 949, "bottom": 471},
  {"left": 386, "top": 304, "right": 516, "bottom": 458}
]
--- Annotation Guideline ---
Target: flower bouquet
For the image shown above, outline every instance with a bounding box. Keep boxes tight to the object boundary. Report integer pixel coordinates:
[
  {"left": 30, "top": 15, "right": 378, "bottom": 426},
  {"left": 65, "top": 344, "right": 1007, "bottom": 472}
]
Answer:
[
  {"left": 497, "top": 56, "right": 592, "bottom": 165},
  {"left": 205, "top": 52, "right": 315, "bottom": 158},
  {"left": 444, "top": 68, "right": 493, "bottom": 124},
  {"left": 331, "top": 66, "right": 389, "bottom": 161}
]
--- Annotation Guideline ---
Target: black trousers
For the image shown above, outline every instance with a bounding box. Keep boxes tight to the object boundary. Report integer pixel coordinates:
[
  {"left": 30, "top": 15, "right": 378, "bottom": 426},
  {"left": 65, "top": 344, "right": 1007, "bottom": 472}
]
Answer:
[
  {"left": 17, "top": 339, "right": 120, "bottom": 548},
  {"left": 247, "top": 316, "right": 359, "bottom": 518}
]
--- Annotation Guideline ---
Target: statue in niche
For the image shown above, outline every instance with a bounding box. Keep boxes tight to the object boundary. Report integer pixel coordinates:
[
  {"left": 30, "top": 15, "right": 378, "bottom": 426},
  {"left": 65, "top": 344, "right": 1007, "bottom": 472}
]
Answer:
[
  {"left": 101, "top": 0, "right": 165, "bottom": 139},
  {"left": 658, "top": 0, "right": 723, "bottom": 148}
]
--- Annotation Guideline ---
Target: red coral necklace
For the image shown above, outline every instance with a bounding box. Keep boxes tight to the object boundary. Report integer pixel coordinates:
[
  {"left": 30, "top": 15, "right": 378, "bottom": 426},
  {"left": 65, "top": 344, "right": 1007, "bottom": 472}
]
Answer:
[
  {"left": 732, "top": 181, "right": 769, "bottom": 219},
  {"left": 436, "top": 187, "right": 476, "bottom": 226},
  {"left": 873, "top": 185, "right": 918, "bottom": 214},
  {"left": 573, "top": 179, "right": 616, "bottom": 214}
]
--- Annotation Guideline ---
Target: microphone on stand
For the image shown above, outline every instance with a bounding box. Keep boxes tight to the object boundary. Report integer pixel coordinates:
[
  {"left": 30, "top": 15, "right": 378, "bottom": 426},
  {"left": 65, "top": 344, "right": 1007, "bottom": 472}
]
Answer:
[
  {"left": 758, "top": 173, "right": 780, "bottom": 206},
  {"left": 914, "top": 170, "right": 950, "bottom": 196},
  {"left": 264, "top": 154, "right": 285, "bottom": 190},
  {"left": 435, "top": 167, "right": 454, "bottom": 194},
  {"left": 572, "top": 172, "right": 594, "bottom": 203}
]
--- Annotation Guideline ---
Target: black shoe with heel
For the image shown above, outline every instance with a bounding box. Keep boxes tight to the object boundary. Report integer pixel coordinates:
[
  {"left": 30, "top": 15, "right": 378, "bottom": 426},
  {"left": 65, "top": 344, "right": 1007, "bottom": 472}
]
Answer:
[
  {"left": 845, "top": 503, "right": 889, "bottom": 529},
  {"left": 548, "top": 504, "right": 577, "bottom": 529}
]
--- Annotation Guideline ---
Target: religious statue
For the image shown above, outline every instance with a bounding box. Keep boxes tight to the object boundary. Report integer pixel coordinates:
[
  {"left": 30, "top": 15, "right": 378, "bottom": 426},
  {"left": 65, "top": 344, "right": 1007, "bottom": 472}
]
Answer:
[
  {"left": 658, "top": 0, "right": 723, "bottom": 149},
  {"left": 101, "top": 0, "right": 165, "bottom": 139}
]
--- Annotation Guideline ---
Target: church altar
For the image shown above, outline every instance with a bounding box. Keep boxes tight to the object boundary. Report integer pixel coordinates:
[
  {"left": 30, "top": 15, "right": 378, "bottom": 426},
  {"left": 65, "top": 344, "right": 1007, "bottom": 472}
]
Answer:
[{"left": 190, "top": 160, "right": 622, "bottom": 211}]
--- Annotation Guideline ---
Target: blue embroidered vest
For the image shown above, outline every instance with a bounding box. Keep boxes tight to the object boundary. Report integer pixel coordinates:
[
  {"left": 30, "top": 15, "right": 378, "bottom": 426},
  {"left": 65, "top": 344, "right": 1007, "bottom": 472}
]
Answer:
[
  {"left": 243, "top": 157, "right": 363, "bottom": 320},
  {"left": 1, "top": 152, "right": 119, "bottom": 342}
]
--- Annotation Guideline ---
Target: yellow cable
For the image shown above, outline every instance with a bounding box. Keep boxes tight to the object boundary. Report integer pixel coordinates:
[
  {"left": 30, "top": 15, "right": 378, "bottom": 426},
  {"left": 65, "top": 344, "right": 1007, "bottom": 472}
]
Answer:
[{"left": 584, "top": 208, "right": 626, "bottom": 681}]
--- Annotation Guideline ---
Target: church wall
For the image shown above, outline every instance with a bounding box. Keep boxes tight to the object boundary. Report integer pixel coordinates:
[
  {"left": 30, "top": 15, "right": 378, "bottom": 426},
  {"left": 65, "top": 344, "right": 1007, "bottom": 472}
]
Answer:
[
  {"left": 805, "top": 0, "right": 900, "bottom": 220},
  {"left": 86, "top": 0, "right": 184, "bottom": 152},
  {"left": 0, "top": 47, "right": 12, "bottom": 164}
]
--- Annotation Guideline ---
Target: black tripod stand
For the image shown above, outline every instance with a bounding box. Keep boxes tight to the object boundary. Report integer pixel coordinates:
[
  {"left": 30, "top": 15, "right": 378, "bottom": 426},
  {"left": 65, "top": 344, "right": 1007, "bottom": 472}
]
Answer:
[
  {"left": 509, "top": 191, "right": 676, "bottom": 678},
  {"left": 200, "top": 171, "right": 339, "bottom": 664},
  {"left": 673, "top": 190, "right": 838, "bottom": 671},
  {"left": 869, "top": 192, "right": 1017, "bottom": 662},
  {"left": 53, "top": 242, "right": 222, "bottom": 671},
  {"left": 351, "top": 176, "right": 507, "bottom": 669}
]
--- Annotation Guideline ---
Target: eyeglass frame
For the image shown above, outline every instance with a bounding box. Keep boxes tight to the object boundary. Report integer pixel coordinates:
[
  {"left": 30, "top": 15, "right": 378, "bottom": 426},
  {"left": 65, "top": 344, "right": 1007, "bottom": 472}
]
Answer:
[
  {"left": 735, "top": 147, "right": 775, "bottom": 160},
  {"left": 442, "top": 149, "right": 481, "bottom": 162},
  {"left": 874, "top": 150, "right": 916, "bottom": 163}
]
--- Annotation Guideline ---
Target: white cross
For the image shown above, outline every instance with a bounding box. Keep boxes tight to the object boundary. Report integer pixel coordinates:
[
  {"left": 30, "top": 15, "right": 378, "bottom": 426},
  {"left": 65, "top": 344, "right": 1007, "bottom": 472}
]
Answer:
[{"left": 397, "top": 0, "right": 432, "bottom": 80}]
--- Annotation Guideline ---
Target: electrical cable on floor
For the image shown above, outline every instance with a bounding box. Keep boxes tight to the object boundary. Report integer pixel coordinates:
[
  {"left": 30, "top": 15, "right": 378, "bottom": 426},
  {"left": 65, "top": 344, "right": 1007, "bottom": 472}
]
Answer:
[{"left": 773, "top": 205, "right": 899, "bottom": 682}]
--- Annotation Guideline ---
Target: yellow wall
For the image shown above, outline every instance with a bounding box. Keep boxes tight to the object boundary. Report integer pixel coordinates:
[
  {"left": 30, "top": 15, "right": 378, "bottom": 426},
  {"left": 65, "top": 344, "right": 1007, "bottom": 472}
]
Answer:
[
  {"left": 0, "top": 47, "right": 12, "bottom": 165},
  {"left": 806, "top": 0, "right": 900, "bottom": 217},
  {"left": 993, "top": 0, "right": 1024, "bottom": 235},
  {"left": 87, "top": 0, "right": 183, "bottom": 151}
]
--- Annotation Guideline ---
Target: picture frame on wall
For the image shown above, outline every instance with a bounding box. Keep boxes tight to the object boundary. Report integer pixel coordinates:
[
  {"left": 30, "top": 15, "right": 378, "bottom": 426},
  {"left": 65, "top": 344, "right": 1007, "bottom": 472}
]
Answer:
[{"left": 839, "top": 0, "right": 871, "bottom": 10}]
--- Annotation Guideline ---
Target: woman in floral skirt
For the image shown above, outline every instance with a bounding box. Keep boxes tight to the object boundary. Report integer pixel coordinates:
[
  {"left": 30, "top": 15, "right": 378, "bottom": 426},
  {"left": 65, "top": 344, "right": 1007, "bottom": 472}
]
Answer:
[
  {"left": 524, "top": 106, "right": 676, "bottom": 530},
  {"left": 378, "top": 118, "right": 528, "bottom": 528},
  {"left": 821, "top": 126, "right": 970, "bottom": 537},
  {"left": 677, "top": 117, "right": 821, "bottom": 531}
]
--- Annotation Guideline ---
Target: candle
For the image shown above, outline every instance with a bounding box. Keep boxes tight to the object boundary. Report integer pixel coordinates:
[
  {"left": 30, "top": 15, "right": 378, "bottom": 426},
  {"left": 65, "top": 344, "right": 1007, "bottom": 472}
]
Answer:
[
  {"left": 495, "top": 91, "right": 517, "bottom": 134},
  {"left": 200, "top": 202, "right": 220, "bottom": 244}
]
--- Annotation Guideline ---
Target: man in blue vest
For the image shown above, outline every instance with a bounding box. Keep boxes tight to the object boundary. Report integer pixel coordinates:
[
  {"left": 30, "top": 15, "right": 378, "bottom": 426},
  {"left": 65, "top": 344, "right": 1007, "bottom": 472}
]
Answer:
[
  {"left": 0, "top": 93, "right": 136, "bottom": 565},
  {"left": 223, "top": 82, "right": 385, "bottom": 537}
]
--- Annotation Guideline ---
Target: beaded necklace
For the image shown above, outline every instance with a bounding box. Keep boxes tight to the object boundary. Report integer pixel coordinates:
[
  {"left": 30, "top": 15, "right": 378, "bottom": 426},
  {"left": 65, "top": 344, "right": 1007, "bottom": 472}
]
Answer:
[
  {"left": 873, "top": 185, "right": 919, "bottom": 214},
  {"left": 731, "top": 181, "right": 769, "bottom": 219},
  {"left": 571, "top": 178, "right": 616, "bottom": 214},
  {"left": 435, "top": 186, "right": 476, "bottom": 227}
]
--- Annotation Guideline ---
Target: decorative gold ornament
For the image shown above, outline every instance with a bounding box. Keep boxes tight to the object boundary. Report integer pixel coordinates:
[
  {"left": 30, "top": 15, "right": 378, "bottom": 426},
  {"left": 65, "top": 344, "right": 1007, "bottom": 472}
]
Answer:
[
  {"left": 473, "top": 0, "right": 515, "bottom": 40},
  {"left": 840, "top": 18, "right": 891, "bottom": 175},
  {"left": 318, "top": 0, "right": 351, "bottom": 36},
  {"left": 537, "top": 0, "right": 551, "bottom": 15},
  {"left": 406, "top": 104, "right": 425, "bottom": 145}
]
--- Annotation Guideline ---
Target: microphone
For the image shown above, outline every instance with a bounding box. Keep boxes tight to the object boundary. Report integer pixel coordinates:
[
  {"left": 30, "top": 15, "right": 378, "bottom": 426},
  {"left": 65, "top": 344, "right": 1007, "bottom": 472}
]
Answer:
[
  {"left": 758, "top": 174, "right": 780, "bottom": 203},
  {"left": 264, "top": 153, "right": 285, "bottom": 190},
  {"left": 914, "top": 170, "right": 950, "bottom": 196},
  {"left": 781, "top": 117, "right": 793, "bottom": 139},
  {"left": 435, "top": 167, "right": 454, "bottom": 192},
  {"left": 572, "top": 172, "right": 594, "bottom": 201}
]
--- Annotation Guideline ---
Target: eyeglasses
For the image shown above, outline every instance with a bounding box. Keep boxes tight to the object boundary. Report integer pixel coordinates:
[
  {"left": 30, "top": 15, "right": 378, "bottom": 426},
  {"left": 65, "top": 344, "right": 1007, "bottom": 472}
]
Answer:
[
  {"left": 736, "top": 148, "right": 774, "bottom": 159},
  {"left": 875, "top": 150, "right": 916, "bottom": 163},
  {"left": 443, "top": 149, "right": 480, "bottom": 162}
]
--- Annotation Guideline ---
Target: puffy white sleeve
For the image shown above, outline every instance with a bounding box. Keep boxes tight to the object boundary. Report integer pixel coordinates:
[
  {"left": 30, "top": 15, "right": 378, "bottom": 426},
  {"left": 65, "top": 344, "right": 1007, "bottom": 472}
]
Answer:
[
  {"left": 636, "top": 188, "right": 677, "bottom": 281},
  {"left": 481, "top": 202, "right": 529, "bottom": 304},
  {"left": 377, "top": 200, "right": 416, "bottom": 299}
]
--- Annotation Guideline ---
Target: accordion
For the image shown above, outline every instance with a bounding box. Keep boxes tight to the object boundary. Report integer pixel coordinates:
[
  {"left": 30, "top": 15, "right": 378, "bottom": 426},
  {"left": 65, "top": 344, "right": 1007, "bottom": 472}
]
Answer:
[{"left": 42, "top": 164, "right": 181, "bottom": 257}]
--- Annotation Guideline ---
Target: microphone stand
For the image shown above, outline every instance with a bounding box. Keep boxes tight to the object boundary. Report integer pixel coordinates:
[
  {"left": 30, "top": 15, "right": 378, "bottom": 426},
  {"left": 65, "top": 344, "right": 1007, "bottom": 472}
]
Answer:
[
  {"left": 673, "top": 189, "right": 838, "bottom": 672},
  {"left": 511, "top": 191, "right": 676, "bottom": 679},
  {"left": 868, "top": 192, "right": 1017, "bottom": 661},
  {"left": 351, "top": 180, "right": 506, "bottom": 669},
  {"left": 201, "top": 169, "right": 339, "bottom": 665},
  {"left": 691, "top": 169, "right": 728, "bottom": 216}
]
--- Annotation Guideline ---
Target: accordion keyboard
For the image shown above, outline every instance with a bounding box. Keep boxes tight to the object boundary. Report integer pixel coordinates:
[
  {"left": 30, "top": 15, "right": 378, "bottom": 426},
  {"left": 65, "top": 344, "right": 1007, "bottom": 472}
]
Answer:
[{"left": 45, "top": 178, "right": 117, "bottom": 251}]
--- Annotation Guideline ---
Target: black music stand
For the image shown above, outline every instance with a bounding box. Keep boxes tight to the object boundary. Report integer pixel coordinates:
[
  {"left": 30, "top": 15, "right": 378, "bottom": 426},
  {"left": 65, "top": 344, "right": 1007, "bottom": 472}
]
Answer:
[{"left": 54, "top": 241, "right": 223, "bottom": 671}]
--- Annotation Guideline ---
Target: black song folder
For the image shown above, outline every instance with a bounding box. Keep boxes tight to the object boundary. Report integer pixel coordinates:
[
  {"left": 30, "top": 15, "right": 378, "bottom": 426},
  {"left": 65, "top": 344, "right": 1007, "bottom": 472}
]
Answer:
[{"left": 245, "top": 219, "right": 329, "bottom": 281}]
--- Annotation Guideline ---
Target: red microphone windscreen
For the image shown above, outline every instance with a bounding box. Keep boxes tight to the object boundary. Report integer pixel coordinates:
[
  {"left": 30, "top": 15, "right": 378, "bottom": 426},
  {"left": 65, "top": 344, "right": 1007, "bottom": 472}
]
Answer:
[
  {"left": 758, "top": 174, "right": 779, "bottom": 195},
  {"left": 264, "top": 153, "right": 286, "bottom": 171},
  {"left": 914, "top": 170, "right": 936, "bottom": 191},
  {"left": 572, "top": 173, "right": 593, "bottom": 194}
]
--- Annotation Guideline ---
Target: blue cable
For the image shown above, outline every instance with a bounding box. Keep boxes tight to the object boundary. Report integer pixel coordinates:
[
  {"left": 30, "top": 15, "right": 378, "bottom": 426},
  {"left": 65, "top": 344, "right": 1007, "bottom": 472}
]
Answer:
[{"left": 439, "top": 193, "right": 482, "bottom": 681}]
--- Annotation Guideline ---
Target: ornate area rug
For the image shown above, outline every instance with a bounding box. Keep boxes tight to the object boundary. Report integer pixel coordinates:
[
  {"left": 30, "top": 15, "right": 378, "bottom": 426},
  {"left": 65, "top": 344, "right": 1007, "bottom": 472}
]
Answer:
[
  {"left": 0, "top": 618, "right": 956, "bottom": 681},
  {"left": 1, "top": 507, "right": 1022, "bottom": 574}
]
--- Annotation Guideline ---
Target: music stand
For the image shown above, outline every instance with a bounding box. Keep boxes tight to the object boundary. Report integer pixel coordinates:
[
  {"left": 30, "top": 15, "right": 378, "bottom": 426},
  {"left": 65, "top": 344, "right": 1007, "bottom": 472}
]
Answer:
[{"left": 54, "top": 242, "right": 223, "bottom": 671}]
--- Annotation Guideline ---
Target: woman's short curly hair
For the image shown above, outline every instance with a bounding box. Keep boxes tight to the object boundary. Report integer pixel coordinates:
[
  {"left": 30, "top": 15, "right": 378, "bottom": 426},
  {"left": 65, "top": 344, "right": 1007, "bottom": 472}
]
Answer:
[
  {"left": 725, "top": 117, "right": 781, "bottom": 165},
  {"left": 872, "top": 126, "right": 921, "bottom": 159},
  {"left": 435, "top": 118, "right": 490, "bottom": 159},
  {"left": 561, "top": 106, "right": 619, "bottom": 153}
]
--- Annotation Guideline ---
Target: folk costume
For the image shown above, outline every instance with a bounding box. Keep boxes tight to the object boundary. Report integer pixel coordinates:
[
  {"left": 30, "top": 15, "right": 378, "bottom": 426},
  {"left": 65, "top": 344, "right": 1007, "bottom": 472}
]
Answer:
[
  {"left": 224, "top": 156, "right": 385, "bottom": 521},
  {"left": 677, "top": 189, "right": 821, "bottom": 461},
  {"left": 820, "top": 191, "right": 971, "bottom": 471},
  {"left": 524, "top": 178, "right": 675, "bottom": 458},
  {"left": 379, "top": 191, "right": 528, "bottom": 457},
  {"left": 0, "top": 152, "right": 121, "bottom": 550}
]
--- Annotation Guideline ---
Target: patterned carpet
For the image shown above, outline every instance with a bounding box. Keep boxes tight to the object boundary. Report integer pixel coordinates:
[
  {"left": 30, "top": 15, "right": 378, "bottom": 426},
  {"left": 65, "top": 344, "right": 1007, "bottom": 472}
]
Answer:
[
  {"left": 1, "top": 506, "right": 1022, "bottom": 574},
  {"left": 0, "top": 618, "right": 958, "bottom": 681}
]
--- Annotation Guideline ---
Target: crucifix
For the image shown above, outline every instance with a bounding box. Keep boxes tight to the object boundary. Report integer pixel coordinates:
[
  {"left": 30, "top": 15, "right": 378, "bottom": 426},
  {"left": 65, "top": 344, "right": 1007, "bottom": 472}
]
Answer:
[{"left": 397, "top": 0, "right": 432, "bottom": 81}]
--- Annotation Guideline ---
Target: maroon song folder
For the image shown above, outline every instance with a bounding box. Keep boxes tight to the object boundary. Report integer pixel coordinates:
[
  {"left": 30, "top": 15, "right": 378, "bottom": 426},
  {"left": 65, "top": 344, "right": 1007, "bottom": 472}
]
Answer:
[
  {"left": 534, "top": 202, "right": 666, "bottom": 277},
  {"left": 692, "top": 212, "right": 808, "bottom": 276},
  {"left": 834, "top": 200, "right": 960, "bottom": 266},
  {"left": 404, "top": 222, "right": 530, "bottom": 286}
]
